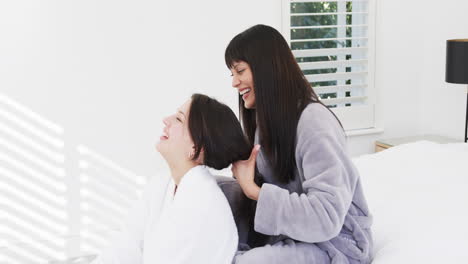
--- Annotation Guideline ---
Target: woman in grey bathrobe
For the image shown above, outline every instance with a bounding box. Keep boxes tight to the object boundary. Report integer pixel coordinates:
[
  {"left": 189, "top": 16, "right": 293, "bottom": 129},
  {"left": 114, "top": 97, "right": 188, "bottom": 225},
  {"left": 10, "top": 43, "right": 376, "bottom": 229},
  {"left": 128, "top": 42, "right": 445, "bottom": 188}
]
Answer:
[{"left": 225, "top": 24, "right": 373, "bottom": 264}]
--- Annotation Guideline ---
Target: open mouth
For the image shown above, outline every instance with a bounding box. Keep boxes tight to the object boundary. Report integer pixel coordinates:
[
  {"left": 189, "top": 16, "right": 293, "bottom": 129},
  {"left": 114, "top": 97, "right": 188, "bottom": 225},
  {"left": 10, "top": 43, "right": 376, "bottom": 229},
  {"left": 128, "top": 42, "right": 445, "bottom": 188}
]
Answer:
[
  {"left": 160, "top": 131, "right": 169, "bottom": 140},
  {"left": 240, "top": 88, "right": 251, "bottom": 100}
]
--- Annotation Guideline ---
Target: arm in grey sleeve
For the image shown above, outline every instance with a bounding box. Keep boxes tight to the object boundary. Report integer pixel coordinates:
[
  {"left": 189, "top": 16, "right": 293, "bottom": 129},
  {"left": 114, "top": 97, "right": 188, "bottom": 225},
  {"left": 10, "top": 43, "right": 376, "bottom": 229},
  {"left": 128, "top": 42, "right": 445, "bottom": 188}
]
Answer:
[{"left": 254, "top": 113, "right": 358, "bottom": 243}]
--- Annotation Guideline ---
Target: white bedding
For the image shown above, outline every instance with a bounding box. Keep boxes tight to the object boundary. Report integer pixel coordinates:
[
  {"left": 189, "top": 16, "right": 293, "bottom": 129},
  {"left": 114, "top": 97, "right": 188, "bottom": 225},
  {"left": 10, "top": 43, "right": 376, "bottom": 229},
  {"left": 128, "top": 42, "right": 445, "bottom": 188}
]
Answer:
[{"left": 352, "top": 141, "right": 468, "bottom": 263}]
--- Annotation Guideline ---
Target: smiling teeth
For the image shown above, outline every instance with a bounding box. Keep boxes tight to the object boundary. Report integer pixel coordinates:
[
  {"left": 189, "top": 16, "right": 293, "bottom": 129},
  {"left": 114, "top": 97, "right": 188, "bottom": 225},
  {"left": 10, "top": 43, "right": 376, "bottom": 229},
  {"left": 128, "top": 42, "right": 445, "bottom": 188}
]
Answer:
[{"left": 240, "top": 89, "right": 251, "bottom": 95}]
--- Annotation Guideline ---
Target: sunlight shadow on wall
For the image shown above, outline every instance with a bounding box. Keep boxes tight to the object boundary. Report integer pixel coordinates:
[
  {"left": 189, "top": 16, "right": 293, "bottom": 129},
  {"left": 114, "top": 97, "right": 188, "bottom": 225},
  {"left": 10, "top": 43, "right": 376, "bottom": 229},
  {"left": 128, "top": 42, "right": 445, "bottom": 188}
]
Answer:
[
  {"left": 0, "top": 94, "right": 148, "bottom": 263},
  {"left": 0, "top": 94, "right": 67, "bottom": 263},
  {"left": 76, "top": 145, "right": 146, "bottom": 256}
]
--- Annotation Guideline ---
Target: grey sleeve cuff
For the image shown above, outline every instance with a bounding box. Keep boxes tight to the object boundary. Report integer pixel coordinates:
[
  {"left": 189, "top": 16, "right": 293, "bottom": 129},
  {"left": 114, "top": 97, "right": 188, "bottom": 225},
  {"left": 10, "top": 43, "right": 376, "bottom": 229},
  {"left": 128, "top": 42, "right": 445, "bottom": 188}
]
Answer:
[{"left": 253, "top": 183, "right": 286, "bottom": 235}]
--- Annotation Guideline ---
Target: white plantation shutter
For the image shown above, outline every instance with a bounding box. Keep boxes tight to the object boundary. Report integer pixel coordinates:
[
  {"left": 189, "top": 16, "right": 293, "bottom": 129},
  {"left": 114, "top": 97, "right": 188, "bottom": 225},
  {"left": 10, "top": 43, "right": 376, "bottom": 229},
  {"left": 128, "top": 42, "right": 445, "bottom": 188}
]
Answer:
[{"left": 282, "top": 0, "right": 376, "bottom": 130}]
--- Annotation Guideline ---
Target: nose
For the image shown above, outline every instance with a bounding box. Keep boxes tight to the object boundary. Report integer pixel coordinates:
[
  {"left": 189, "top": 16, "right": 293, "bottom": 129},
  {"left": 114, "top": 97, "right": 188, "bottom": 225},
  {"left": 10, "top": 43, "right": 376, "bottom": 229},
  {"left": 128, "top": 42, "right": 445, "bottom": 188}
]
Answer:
[
  {"left": 232, "top": 75, "right": 241, "bottom": 88},
  {"left": 163, "top": 116, "right": 170, "bottom": 126}
]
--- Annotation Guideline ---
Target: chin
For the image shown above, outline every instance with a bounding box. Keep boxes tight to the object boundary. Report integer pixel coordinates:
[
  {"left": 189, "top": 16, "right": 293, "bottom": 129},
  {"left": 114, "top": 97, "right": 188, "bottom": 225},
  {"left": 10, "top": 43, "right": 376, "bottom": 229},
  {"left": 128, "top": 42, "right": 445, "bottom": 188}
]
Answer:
[
  {"left": 156, "top": 145, "right": 169, "bottom": 162},
  {"left": 155, "top": 141, "right": 165, "bottom": 153},
  {"left": 244, "top": 100, "right": 255, "bottom": 109}
]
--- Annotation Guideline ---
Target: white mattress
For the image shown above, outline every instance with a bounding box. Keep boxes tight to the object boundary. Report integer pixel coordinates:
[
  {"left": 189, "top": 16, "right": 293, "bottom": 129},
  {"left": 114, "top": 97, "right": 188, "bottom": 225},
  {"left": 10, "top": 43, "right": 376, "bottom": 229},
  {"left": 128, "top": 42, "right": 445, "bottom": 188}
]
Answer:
[{"left": 352, "top": 141, "right": 468, "bottom": 263}]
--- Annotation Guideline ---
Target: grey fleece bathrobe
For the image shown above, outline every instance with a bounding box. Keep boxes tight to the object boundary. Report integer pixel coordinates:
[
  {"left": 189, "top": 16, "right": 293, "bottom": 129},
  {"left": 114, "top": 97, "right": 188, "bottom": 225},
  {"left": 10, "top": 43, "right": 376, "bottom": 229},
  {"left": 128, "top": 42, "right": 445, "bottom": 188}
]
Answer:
[{"left": 234, "top": 103, "right": 373, "bottom": 264}]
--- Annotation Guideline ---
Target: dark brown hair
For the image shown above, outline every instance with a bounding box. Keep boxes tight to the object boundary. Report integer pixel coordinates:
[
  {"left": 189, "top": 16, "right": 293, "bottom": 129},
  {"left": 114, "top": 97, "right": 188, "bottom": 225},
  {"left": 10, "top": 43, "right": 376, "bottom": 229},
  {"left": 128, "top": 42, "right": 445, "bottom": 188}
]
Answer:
[
  {"left": 225, "top": 24, "right": 343, "bottom": 183},
  {"left": 188, "top": 93, "right": 251, "bottom": 170}
]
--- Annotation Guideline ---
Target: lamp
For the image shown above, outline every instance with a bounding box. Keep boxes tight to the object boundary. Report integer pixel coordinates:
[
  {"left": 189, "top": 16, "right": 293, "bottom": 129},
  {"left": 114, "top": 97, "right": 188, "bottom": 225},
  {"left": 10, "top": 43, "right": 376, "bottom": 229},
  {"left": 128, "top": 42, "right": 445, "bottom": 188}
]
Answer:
[{"left": 446, "top": 39, "right": 468, "bottom": 143}]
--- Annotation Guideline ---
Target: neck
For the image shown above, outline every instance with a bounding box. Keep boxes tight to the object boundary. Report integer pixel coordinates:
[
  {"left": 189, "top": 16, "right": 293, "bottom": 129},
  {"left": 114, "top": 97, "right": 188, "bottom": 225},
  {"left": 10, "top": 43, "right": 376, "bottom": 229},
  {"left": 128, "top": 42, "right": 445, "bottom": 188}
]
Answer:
[{"left": 168, "top": 161, "right": 198, "bottom": 186}]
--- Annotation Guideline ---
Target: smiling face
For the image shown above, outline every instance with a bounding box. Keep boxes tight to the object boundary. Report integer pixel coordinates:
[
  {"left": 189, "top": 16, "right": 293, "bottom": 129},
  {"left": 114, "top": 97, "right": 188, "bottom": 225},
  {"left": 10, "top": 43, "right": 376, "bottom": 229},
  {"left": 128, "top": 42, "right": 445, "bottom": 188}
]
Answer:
[
  {"left": 155, "top": 99, "right": 196, "bottom": 165},
  {"left": 230, "top": 61, "right": 256, "bottom": 109}
]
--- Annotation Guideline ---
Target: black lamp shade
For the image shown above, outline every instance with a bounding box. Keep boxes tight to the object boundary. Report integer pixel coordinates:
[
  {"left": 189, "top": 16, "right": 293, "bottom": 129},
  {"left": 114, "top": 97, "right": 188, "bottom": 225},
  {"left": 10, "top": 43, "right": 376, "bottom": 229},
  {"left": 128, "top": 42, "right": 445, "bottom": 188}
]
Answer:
[{"left": 446, "top": 39, "right": 468, "bottom": 84}]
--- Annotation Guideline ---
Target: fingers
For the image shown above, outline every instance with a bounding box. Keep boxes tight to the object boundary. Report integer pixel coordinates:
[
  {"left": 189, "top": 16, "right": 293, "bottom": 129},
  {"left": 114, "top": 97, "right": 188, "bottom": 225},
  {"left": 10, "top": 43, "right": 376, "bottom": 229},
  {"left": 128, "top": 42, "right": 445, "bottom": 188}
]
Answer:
[
  {"left": 231, "top": 145, "right": 260, "bottom": 179},
  {"left": 249, "top": 144, "right": 261, "bottom": 162}
]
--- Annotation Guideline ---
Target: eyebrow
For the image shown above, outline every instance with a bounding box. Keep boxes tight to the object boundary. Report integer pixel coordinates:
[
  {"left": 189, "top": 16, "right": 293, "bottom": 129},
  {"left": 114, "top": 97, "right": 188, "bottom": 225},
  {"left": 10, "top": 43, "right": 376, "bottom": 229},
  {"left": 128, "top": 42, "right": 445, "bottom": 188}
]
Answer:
[
  {"left": 177, "top": 110, "right": 186, "bottom": 118},
  {"left": 232, "top": 62, "right": 242, "bottom": 69}
]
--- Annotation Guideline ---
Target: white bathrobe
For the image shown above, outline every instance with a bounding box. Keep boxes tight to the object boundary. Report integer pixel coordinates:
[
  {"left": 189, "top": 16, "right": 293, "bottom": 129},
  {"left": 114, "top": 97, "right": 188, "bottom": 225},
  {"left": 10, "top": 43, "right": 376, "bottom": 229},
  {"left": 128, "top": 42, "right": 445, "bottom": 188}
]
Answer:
[{"left": 92, "top": 165, "right": 238, "bottom": 264}]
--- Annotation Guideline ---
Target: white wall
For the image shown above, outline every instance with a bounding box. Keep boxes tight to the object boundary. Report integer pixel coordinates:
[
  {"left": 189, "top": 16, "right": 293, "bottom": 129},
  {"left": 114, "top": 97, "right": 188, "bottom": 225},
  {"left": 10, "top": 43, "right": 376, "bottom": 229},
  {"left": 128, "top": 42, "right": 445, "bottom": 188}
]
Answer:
[
  {"left": 416, "top": 1, "right": 468, "bottom": 139},
  {"left": 2, "top": 0, "right": 468, "bottom": 260},
  {"left": 346, "top": 0, "right": 468, "bottom": 156},
  {"left": 0, "top": 0, "right": 282, "bottom": 177},
  {"left": 3, "top": 0, "right": 467, "bottom": 183},
  {"left": 8, "top": 0, "right": 466, "bottom": 165},
  {"left": 0, "top": 0, "right": 283, "bottom": 260}
]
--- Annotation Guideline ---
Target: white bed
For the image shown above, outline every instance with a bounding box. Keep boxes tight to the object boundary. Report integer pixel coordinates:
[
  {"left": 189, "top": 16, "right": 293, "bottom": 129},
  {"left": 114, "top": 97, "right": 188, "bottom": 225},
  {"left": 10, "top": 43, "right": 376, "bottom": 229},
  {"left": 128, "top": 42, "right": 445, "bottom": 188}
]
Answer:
[
  {"left": 352, "top": 141, "right": 468, "bottom": 263},
  {"left": 51, "top": 141, "right": 468, "bottom": 264}
]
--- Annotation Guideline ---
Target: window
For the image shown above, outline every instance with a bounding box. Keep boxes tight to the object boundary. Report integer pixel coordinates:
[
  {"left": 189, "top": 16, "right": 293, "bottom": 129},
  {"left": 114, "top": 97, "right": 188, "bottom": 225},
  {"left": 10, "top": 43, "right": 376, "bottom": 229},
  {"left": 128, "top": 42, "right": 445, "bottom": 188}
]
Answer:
[{"left": 282, "top": 0, "right": 376, "bottom": 131}]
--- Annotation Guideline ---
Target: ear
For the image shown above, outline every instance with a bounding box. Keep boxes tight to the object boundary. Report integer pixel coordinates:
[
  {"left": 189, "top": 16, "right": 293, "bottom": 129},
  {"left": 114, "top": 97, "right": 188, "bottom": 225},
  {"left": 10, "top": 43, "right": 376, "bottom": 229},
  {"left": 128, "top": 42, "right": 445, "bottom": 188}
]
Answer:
[
  {"left": 194, "top": 147, "right": 205, "bottom": 164},
  {"left": 188, "top": 149, "right": 195, "bottom": 159}
]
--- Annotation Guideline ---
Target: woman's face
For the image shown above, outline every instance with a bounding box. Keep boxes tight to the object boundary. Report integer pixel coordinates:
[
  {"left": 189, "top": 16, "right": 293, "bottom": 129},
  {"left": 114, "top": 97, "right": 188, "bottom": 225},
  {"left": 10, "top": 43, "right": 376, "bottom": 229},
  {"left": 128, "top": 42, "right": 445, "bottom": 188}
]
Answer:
[
  {"left": 156, "top": 99, "right": 196, "bottom": 163},
  {"left": 230, "top": 61, "right": 256, "bottom": 109}
]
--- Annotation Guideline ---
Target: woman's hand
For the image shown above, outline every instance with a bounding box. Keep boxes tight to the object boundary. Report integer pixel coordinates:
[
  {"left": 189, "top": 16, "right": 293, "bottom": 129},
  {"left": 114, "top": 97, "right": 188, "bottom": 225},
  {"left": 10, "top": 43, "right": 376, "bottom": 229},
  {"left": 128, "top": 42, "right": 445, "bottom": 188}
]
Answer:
[{"left": 231, "top": 145, "right": 261, "bottom": 200}]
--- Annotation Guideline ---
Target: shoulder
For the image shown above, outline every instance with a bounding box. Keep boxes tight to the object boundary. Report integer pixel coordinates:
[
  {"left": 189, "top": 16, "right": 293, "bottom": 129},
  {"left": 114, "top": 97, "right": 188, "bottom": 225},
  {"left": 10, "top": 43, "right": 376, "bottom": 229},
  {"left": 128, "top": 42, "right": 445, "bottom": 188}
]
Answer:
[
  {"left": 295, "top": 103, "right": 348, "bottom": 166},
  {"left": 297, "top": 102, "right": 344, "bottom": 136},
  {"left": 183, "top": 169, "right": 238, "bottom": 234},
  {"left": 142, "top": 173, "right": 171, "bottom": 205},
  {"left": 180, "top": 167, "right": 234, "bottom": 214}
]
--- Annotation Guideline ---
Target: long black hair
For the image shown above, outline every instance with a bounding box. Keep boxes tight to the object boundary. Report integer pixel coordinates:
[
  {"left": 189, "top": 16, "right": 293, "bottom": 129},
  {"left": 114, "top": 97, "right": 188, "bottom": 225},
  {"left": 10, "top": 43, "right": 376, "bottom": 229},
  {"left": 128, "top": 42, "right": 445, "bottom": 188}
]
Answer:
[
  {"left": 225, "top": 24, "right": 343, "bottom": 183},
  {"left": 188, "top": 93, "right": 252, "bottom": 170}
]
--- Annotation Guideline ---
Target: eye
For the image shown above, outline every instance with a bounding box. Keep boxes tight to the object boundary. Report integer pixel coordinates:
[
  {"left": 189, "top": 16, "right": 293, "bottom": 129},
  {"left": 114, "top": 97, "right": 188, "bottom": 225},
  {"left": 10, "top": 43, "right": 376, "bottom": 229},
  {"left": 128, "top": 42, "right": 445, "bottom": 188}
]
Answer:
[
  {"left": 237, "top": 69, "right": 245, "bottom": 74},
  {"left": 176, "top": 117, "right": 182, "bottom": 122}
]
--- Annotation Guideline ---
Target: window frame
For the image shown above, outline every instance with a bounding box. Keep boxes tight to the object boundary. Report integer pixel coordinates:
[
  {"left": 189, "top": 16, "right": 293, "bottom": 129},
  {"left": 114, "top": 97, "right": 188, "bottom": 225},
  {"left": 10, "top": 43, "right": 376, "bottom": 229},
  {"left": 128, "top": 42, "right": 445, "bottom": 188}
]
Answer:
[{"left": 281, "top": 0, "right": 378, "bottom": 132}]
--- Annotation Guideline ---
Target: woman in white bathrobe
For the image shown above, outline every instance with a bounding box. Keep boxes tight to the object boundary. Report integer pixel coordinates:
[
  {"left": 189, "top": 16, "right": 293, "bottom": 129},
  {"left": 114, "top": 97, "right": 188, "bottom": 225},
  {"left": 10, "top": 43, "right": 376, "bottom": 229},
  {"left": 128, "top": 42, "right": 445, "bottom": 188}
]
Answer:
[{"left": 92, "top": 94, "right": 251, "bottom": 264}]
